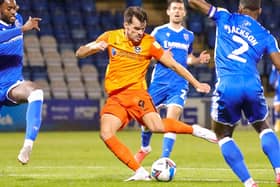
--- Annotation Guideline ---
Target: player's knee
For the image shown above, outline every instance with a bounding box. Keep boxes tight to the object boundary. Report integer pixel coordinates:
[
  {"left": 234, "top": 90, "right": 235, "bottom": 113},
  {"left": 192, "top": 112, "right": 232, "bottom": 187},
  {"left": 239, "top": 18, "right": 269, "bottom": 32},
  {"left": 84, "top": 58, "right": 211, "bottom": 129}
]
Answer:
[
  {"left": 149, "top": 124, "right": 164, "bottom": 132},
  {"left": 99, "top": 128, "right": 115, "bottom": 141},
  {"left": 28, "top": 89, "right": 44, "bottom": 102}
]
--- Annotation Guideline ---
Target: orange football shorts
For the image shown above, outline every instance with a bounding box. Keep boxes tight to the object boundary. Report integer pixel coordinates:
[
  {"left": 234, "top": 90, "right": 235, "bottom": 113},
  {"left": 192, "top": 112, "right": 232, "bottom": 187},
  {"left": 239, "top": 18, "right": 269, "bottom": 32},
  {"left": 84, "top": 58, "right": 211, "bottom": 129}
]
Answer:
[{"left": 100, "top": 89, "right": 157, "bottom": 129}]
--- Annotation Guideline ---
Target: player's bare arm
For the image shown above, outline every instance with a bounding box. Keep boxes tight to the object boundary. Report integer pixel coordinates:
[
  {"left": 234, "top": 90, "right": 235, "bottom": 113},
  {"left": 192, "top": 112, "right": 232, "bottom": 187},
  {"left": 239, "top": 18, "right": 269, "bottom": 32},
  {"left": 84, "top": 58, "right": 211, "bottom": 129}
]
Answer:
[
  {"left": 21, "top": 16, "right": 41, "bottom": 32},
  {"left": 75, "top": 41, "right": 108, "bottom": 58},
  {"left": 187, "top": 50, "right": 210, "bottom": 65},
  {"left": 270, "top": 52, "right": 280, "bottom": 71},
  {"left": 159, "top": 50, "right": 211, "bottom": 93},
  {"left": 188, "top": 0, "right": 211, "bottom": 15}
]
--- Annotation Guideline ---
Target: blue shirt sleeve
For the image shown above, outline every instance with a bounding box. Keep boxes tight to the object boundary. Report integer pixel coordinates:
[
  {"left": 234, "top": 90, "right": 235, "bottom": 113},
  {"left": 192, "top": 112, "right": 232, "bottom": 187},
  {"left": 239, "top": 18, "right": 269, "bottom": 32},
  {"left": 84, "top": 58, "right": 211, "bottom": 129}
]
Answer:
[
  {"left": 266, "top": 34, "right": 280, "bottom": 54},
  {"left": 0, "top": 28, "right": 22, "bottom": 43}
]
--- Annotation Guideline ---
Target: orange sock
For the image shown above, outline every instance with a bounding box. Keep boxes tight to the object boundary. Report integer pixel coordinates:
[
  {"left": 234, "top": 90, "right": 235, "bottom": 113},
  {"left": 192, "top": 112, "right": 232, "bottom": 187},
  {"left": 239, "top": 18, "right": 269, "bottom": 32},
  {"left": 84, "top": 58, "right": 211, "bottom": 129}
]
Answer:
[
  {"left": 162, "top": 118, "right": 193, "bottom": 134},
  {"left": 104, "top": 135, "right": 141, "bottom": 171}
]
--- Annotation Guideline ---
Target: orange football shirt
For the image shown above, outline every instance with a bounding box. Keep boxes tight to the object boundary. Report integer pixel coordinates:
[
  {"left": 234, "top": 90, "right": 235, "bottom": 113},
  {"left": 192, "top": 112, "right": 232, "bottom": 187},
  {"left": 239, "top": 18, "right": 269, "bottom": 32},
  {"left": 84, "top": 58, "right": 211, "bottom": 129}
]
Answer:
[{"left": 96, "top": 29, "right": 164, "bottom": 95}]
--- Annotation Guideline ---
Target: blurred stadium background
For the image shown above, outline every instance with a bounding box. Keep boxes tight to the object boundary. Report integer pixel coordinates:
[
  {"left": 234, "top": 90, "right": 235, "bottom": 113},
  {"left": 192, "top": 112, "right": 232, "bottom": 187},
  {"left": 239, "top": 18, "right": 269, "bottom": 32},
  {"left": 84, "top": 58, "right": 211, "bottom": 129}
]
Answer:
[{"left": 1, "top": 0, "right": 279, "bottom": 131}]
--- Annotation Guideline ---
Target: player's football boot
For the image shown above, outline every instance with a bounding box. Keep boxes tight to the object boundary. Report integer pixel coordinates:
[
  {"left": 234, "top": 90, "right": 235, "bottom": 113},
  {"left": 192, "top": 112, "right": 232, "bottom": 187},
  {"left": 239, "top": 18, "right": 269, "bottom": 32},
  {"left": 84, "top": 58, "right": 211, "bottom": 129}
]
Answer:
[
  {"left": 17, "top": 145, "right": 32, "bottom": 165},
  {"left": 192, "top": 124, "right": 218, "bottom": 143},
  {"left": 124, "top": 168, "right": 151, "bottom": 181},
  {"left": 134, "top": 146, "right": 152, "bottom": 164}
]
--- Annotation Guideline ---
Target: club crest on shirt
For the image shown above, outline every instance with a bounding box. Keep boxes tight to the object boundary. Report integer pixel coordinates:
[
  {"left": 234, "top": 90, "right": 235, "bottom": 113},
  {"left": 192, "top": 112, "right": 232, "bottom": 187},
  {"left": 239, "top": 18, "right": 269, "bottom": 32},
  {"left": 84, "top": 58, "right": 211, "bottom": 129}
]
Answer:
[
  {"left": 166, "top": 32, "right": 170, "bottom": 37},
  {"left": 183, "top": 34, "right": 189, "bottom": 41},
  {"left": 15, "top": 19, "right": 22, "bottom": 28},
  {"left": 134, "top": 46, "right": 141, "bottom": 54},
  {"left": 111, "top": 48, "right": 117, "bottom": 56}
]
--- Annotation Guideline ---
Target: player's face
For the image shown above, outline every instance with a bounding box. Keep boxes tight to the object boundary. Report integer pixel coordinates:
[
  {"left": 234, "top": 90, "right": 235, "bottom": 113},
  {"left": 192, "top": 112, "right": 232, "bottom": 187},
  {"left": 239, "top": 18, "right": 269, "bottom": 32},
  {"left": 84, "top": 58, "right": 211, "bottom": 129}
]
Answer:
[
  {"left": 167, "top": 2, "right": 186, "bottom": 24},
  {"left": 124, "top": 16, "right": 146, "bottom": 45},
  {"left": 0, "top": 0, "right": 17, "bottom": 24}
]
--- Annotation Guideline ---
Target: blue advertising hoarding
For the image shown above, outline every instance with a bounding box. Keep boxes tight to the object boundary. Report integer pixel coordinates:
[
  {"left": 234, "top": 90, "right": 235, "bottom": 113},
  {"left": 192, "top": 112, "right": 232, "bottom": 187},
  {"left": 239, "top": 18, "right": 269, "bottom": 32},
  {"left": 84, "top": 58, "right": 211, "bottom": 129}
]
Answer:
[{"left": 0, "top": 99, "right": 100, "bottom": 131}]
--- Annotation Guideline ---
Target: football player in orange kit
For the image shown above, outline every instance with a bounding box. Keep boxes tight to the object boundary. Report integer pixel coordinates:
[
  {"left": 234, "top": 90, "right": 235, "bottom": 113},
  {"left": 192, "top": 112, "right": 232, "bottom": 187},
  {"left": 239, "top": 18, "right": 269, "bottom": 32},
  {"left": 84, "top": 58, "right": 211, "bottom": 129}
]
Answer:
[{"left": 75, "top": 6, "right": 217, "bottom": 181}]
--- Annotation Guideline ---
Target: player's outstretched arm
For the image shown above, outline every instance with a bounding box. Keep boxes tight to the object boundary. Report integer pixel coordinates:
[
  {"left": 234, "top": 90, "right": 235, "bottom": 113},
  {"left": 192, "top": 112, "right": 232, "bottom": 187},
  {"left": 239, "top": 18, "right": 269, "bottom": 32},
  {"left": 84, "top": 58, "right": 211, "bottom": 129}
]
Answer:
[
  {"left": 188, "top": 0, "right": 212, "bottom": 15},
  {"left": 159, "top": 50, "right": 211, "bottom": 93},
  {"left": 187, "top": 50, "right": 210, "bottom": 65},
  {"left": 21, "top": 16, "right": 41, "bottom": 32},
  {"left": 75, "top": 41, "right": 108, "bottom": 58},
  {"left": 270, "top": 52, "right": 280, "bottom": 71}
]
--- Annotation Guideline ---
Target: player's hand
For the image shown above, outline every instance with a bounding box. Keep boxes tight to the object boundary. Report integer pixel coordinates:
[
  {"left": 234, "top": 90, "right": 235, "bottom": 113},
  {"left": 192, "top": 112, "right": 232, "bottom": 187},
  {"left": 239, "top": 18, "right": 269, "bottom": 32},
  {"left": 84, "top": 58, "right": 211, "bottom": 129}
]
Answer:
[
  {"left": 166, "top": 48, "right": 174, "bottom": 56},
  {"left": 195, "top": 82, "right": 211, "bottom": 93},
  {"left": 199, "top": 50, "right": 210, "bottom": 64},
  {"left": 22, "top": 16, "right": 42, "bottom": 32}
]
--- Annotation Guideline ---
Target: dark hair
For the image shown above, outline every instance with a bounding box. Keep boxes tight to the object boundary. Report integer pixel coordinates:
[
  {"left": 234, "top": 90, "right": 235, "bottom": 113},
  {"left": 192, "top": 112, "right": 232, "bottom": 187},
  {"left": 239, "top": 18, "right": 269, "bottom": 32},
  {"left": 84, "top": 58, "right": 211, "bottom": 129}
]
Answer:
[
  {"left": 0, "top": 0, "right": 4, "bottom": 5},
  {"left": 167, "top": 0, "right": 184, "bottom": 8},
  {"left": 240, "top": 0, "right": 261, "bottom": 10},
  {"left": 124, "top": 6, "right": 148, "bottom": 24}
]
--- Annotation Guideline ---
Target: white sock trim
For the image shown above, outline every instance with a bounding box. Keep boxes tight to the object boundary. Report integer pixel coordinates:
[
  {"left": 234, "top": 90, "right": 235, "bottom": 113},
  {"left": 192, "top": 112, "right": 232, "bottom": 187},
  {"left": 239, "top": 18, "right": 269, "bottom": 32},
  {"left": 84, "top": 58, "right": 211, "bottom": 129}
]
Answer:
[
  {"left": 141, "top": 145, "right": 152, "bottom": 152},
  {"left": 28, "top": 89, "right": 44, "bottom": 103},
  {"left": 244, "top": 178, "right": 256, "bottom": 187},
  {"left": 259, "top": 128, "right": 273, "bottom": 139},
  {"left": 218, "top": 137, "right": 233, "bottom": 147},
  {"left": 275, "top": 167, "right": 280, "bottom": 174},
  {"left": 23, "top": 139, "right": 34, "bottom": 148},
  {"left": 163, "top": 132, "right": 176, "bottom": 140}
]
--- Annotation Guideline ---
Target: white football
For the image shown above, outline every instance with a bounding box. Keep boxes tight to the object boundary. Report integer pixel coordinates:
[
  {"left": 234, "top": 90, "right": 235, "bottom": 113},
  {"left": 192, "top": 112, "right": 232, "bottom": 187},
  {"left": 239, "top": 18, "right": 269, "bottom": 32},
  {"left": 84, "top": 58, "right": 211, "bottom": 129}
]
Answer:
[{"left": 151, "top": 157, "right": 176, "bottom": 182}]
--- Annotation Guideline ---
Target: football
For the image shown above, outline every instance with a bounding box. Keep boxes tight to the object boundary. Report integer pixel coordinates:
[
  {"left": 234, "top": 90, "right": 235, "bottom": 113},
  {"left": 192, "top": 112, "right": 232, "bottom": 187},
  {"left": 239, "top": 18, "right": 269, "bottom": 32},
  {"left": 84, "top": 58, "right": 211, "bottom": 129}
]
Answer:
[{"left": 151, "top": 157, "right": 176, "bottom": 182}]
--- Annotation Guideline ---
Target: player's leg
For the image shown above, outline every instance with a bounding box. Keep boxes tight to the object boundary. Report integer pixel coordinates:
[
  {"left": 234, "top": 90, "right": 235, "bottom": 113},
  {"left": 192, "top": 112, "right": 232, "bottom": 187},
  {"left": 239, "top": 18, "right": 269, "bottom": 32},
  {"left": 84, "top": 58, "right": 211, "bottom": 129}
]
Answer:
[
  {"left": 135, "top": 84, "right": 167, "bottom": 163},
  {"left": 214, "top": 121, "right": 257, "bottom": 187},
  {"left": 8, "top": 81, "right": 43, "bottom": 164},
  {"left": 100, "top": 95, "right": 150, "bottom": 181},
  {"left": 252, "top": 121, "right": 280, "bottom": 186},
  {"left": 100, "top": 113, "right": 150, "bottom": 181},
  {"left": 245, "top": 78, "right": 280, "bottom": 186},
  {"left": 161, "top": 105, "right": 181, "bottom": 158},
  {"left": 211, "top": 77, "right": 257, "bottom": 187},
  {"left": 134, "top": 125, "right": 152, "bottom": 163}
]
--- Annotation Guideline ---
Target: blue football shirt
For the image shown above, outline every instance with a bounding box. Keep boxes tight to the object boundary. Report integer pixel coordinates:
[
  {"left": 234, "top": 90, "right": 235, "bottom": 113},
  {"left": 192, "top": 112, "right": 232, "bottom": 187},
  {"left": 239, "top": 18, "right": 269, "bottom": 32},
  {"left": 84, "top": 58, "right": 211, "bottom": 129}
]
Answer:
[
  {"left": 208, "top": 7, "right": 279, "bottom": 79},
  {"left": 0, "top": 13, "right": 24, "bottom": 84},
  {"left": 150, "top": 24, "right": 194, "bottom": 87}
]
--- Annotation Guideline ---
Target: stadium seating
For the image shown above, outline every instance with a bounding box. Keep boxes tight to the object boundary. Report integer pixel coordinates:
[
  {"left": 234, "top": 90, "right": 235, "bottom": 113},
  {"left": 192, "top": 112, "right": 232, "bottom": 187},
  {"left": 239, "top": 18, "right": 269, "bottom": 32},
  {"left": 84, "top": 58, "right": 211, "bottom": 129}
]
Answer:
[{"left": 19, "top": 0, "right": 277, "bottom": 99}]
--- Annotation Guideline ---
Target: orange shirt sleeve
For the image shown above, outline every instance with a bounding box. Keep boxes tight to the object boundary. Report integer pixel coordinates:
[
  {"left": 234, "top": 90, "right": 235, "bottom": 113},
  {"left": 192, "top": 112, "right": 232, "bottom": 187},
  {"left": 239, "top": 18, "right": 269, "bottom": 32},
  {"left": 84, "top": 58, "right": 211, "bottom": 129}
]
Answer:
[
  {"left": 149, "top": 40, "right": 164, "bottom": 60},
  {"left": 96, "top": 31, "right": 110, "bottom": 43}
]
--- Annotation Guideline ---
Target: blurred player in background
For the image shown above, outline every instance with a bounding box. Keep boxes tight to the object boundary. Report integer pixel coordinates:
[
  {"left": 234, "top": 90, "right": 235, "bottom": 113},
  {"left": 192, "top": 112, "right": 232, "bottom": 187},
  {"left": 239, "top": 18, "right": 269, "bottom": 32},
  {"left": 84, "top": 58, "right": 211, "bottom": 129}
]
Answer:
[
  {"left": 0, "top": 0, "right": 43, "bottom": 164},
  {"left": 76, "top": 6, "right": 216, "bottom": 181},
  {"left": 269, "top": 65, "right": 280, "bottom": 132},
  {"left": 135, "top": 0, "right": 215, "bottom": 164},
  {"left": 188, "top": 0, "right": 280, "bottom": 186}
]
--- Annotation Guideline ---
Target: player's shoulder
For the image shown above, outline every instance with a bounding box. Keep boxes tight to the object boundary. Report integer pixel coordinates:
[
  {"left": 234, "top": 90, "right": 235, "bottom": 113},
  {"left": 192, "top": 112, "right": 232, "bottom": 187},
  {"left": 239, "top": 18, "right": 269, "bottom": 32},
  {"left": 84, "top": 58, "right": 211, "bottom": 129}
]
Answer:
[
  {"left": 210, "top": 6, "right": 231, "bottom": 19},
  {"left": 151, "top": 24, "right": 169, "bottom": 36},
  {"left": 143, "top": 33, "right": 156, "bottom": 41}
]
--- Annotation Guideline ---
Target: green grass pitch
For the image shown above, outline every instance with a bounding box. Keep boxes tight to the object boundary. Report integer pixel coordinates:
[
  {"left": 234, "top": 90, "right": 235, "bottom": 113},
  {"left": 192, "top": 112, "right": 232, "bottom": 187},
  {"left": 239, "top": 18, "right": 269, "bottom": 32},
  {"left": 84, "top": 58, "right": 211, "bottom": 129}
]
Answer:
[{"left": 0, "top": 129, "right": 278, "bottom": 187}]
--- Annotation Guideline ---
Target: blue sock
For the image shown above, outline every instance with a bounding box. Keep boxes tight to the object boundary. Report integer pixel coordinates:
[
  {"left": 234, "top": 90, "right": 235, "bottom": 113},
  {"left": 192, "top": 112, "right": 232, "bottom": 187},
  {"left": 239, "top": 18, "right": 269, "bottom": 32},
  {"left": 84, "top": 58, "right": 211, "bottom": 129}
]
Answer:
[
  {"left": 161, "top": 132, "right": 176, "bottom": 158},
  {"left": 141, "top": 127, "right": 152, "bottom": 147},
  {"left": 26, "top": 90, "right": 43, "bottom": 141},
  {"left": 219, "top": 137, "right": 251, "bottom": 182},
  {"left": 260, "top": 129, "right": 280, "bottom": 168}
]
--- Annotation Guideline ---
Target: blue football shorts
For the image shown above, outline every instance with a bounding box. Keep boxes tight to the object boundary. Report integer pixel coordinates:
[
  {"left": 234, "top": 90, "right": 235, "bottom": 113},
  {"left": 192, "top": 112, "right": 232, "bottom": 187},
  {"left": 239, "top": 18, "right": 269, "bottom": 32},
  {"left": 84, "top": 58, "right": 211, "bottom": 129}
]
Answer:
[
  {"left": 148, "top": 82, "right": 188, "bottom": 109},
  {"left": 211, "top": 76, "right": 268, "bottom": 126}
]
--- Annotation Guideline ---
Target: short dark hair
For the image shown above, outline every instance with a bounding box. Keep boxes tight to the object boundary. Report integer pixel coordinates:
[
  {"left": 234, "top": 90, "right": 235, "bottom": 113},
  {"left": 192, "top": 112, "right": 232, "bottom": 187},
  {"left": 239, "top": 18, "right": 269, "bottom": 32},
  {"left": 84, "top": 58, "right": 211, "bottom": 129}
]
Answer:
[
  {"left": 167, "top": 0, "right": 184, "bottom": 8},
  {"left": 124, "top": 6, "right": 148, "bottom": 24},
  {"left": 240, "top": 0, "right": 261, "bottom": 10},
  {"left": 0, "top": 0, "right": 4, "bottom": 5}
]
